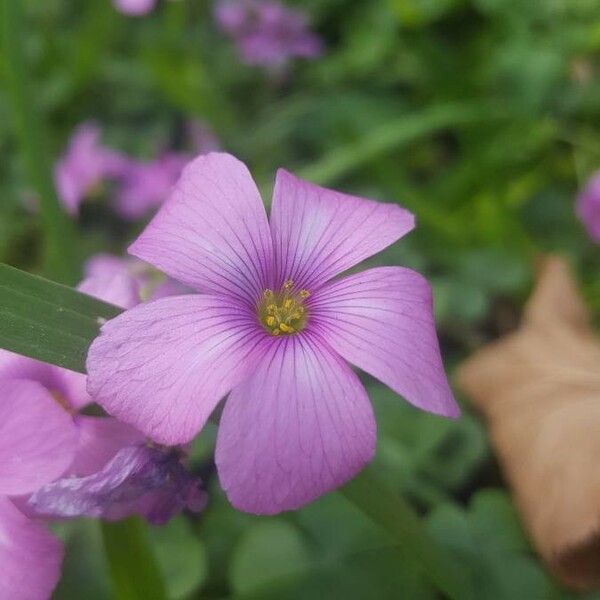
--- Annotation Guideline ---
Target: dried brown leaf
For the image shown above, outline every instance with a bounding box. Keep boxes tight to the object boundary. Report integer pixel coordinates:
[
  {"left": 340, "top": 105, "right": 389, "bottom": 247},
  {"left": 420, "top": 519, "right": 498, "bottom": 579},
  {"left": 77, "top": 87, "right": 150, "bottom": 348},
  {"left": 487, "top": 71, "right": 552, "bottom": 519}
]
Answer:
[{"left": 457, "top": 256, "right": 600, "bottom": 590}]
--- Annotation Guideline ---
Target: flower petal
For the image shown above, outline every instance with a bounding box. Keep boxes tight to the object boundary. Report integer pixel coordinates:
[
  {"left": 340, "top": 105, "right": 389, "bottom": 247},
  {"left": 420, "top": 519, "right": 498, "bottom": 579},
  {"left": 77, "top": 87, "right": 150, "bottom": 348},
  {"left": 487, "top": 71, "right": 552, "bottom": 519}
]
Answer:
[
  {"left": 0, "top": 349, "right": 89, "bottom": 411},
  {"left": 311, "top": 267, "right": 459, "bottom": 417},
  {"left": 29, "top": 445, "right": 204, "bottom": 525},
  {"left": 0, "top": 497, "right": 63, "bottom": 600},
  {"left": 69, "top": 416, "right": 144, "bottom": 477},
  {"left": 78, "top": 273, "right": 140, "bottom": 310},
  {"left": 86, "top": 294, "right": 271, "bottom": 444},
  {"left": 270, "top": 169, "right": 414, "bottom": 290},
  {"left": 0, "top": 380, "right": 78, "bottom": 495},
  {"left": 216, "top": 333, "right": 376, "bottom": 514},
  {"left": 129, "top": 153, "right": 273, "bottom": 305}
]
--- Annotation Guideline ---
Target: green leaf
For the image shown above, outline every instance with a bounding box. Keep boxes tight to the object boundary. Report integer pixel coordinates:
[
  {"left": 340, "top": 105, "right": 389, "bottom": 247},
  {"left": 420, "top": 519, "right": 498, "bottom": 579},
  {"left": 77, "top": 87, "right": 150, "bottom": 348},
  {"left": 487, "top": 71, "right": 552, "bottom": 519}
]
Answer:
[
  {"left": 427, "top": 490, "right": 563, "bottom": 600},
  {"left": 340, "top": 465, "right": 475, "bottom": 600},
  {"left": 230, "top": 545, "right": 435, "bottom": 600},
  {"left": 0, "top": 263, "right": 122, "bottom": 373},
  {"left": 151, "top": 516, "right": 208, "bottom": 599},
  {"left": 370, "top": 385, "right": 487, "bottom": 505},
  {"left": 101, "top": 518, "right": 168, "bottom": 600},
  {"left": 230, "top": 520, "right": 311, "bottom": 595}
]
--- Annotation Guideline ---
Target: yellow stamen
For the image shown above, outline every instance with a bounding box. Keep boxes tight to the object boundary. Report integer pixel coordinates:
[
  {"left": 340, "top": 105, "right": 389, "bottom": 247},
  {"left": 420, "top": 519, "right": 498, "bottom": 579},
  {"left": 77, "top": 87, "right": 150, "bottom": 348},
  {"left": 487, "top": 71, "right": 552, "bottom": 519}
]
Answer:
[{"left": 257, "top": 280, "right": 310, "bottom": 336}]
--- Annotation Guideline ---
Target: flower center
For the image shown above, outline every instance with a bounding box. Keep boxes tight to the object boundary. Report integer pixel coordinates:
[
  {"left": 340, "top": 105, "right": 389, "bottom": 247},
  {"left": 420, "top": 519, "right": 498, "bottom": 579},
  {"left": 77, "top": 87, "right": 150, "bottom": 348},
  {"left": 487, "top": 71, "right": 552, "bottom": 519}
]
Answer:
[{"left": 258, "top": 279, "right": 310, "bottom": 336}]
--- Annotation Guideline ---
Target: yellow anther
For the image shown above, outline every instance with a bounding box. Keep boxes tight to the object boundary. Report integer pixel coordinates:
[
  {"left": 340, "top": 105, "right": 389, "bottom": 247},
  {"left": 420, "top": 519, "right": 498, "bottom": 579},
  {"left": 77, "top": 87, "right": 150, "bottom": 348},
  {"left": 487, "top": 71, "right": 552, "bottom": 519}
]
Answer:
[{"left": 258, "top": 282, "right": 310, "bottom": 337}]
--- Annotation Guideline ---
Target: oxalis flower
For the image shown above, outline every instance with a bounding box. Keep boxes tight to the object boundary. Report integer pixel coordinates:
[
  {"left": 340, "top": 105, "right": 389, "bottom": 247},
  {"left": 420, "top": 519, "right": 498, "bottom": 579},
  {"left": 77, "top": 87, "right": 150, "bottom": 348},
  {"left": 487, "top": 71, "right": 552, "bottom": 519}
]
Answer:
[
  {"left": 54, "top": 122, "right": 128, "bottom": 215},
  {"left": 87, "top": 152, "right": 459, "bottom": 515}
]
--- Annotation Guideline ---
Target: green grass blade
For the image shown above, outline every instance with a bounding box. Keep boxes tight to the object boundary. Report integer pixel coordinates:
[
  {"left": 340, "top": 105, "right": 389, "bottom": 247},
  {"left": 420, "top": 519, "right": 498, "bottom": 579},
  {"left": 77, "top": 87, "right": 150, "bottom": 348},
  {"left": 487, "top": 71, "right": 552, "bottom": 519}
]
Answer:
[
  {"left": 101, "top": 519, "right": 168, "bottom": 600},
  {"left": 0, "top": 263, "right": 121, "bottom": 373}
]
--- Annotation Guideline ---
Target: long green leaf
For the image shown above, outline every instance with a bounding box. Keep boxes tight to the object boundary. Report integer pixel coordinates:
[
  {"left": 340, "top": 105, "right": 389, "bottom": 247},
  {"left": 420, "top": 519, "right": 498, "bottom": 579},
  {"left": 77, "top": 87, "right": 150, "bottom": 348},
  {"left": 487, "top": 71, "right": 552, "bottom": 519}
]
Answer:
[
  {"left": 0, "top": 263, "right": 121, "bottom": 373},
  {"left": 340, "top": 466, "right": 475, "bottom": 600},
  {"left": 2, "top": 0, "right": 79, "bottom": 283},
  {"left": 101, "top": 519, "right": 168, "bottom": 600}
]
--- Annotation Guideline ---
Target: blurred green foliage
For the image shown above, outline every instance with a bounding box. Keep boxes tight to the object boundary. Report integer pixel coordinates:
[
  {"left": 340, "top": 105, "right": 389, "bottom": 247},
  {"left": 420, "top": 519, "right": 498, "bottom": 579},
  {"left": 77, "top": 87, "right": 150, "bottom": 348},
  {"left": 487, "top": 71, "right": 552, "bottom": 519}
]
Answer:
[{"left": 1, "top": 0, "right": 600, "bottom": 598}]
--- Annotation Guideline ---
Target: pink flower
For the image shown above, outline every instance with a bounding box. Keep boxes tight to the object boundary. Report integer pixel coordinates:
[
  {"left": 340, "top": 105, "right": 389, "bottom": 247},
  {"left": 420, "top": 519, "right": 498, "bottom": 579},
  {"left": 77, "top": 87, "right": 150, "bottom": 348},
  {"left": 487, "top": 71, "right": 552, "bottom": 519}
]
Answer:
[
  {"left": 113, "top": 0, "right": 157, "bottom": 16},
  {"left": 54, "top": 122, "right": 128, "bottom": 215},
  {"left": 85, "top": 252, "right": 189, "bottom": 300},
  {"left": 214, "top": 0, "right": 322, "bottom": 68},
  {"left": 576, "top": 171, "right": 600, "bottom": 243},
  {"left": 113, "top": 152, "right": 191, "bottom": 220},
  {"left": 86, "top": 153, "right": 459, "bottom": 515},
  {"left": 0, "top": 273, "right": 202, "bottom": 596}
]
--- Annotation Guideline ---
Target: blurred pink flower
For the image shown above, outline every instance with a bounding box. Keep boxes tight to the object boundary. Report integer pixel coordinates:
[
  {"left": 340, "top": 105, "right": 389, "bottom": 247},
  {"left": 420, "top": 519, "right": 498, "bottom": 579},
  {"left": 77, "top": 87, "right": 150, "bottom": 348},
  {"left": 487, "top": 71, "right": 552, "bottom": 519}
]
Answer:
[
  {"left": 54, "top": 122, "right": 128, "bottom": 215},
  {"left": 85, "top": 252, "right": 189, "bottom": 300},
  {"left": 87, "top": 152, "right": 458, "bottom": 515},
  {"left": 113, "top": 152, "right": 191, "bottom": 220},
  {"left": 214, "top": 0, "right": 322, "bottom": 68},
  {"left": 113, "top": 0, "right": 157, "bottom": 16},
  {"left": 576, "top": 171, "right": 600, "bottom": 243}
]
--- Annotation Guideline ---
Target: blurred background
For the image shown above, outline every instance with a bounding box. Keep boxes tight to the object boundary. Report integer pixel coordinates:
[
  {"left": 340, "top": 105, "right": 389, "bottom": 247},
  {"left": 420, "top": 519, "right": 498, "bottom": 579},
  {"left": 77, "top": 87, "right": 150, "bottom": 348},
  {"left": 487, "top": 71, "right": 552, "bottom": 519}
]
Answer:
[{"left": 1, "top": 0, "right": 600, "bottom": 598}]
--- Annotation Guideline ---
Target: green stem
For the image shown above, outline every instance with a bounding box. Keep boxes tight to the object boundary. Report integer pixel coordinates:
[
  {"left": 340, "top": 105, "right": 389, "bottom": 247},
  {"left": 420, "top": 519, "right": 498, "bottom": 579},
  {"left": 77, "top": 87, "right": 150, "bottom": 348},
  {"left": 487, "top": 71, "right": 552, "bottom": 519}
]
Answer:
[
  {"left": 2, "top": 0, "right": 79, "bottom": 283},
  {"left": 340, "top": 465, "right": 474, "bottom": 600},
  {"left": 101, "top": 518, "right": 168, "bottom": 600}
]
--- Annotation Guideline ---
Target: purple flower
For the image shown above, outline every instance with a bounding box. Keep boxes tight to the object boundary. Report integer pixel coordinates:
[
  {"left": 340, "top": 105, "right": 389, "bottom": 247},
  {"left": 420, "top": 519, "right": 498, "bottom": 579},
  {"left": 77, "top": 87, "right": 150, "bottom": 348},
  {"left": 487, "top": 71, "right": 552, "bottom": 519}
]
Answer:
[
  {"left": 576, "top": 171, "right": 600, "bottom": 243},
  {"left": 86, "top": 152, "right": 459, "bottom": 515},
  {"left": 54, "top": 122, "right": 127, "bottom": 215},
  {"left": 29, "top": 445, "right": 205, "bottom": 525},
  {"left": 113, "top": 152, "right": 191, "bottom": 220},
  {"left": 113, "top": 0, "right": 157, "bottom": 16},
  {"left": 85, "top": 253, "right": 189, "bottom": 300},
  {"left": 214, "top": 0, "right": 322, "bottom": 68}
]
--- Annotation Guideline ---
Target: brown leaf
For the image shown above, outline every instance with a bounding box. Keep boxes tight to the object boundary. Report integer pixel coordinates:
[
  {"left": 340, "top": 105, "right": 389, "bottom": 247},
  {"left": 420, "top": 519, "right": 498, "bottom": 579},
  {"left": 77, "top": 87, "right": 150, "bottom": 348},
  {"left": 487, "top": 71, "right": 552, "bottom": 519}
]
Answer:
[{"left": 457, "top": 256, "right": 600, "bottom": 590}]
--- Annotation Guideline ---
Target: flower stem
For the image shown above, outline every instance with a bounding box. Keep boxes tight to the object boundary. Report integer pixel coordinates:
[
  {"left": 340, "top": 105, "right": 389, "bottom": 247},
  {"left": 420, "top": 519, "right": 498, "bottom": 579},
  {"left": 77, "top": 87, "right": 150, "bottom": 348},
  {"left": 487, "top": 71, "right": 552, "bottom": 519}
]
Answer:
[
  {"left": 340, "top": 465, "right": 474, "bottom": 600},
  {"left": 2, "top": 0, "right": 79, "bottom": 283}
]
